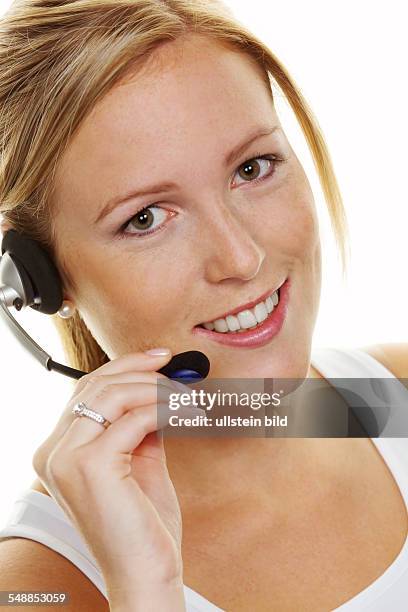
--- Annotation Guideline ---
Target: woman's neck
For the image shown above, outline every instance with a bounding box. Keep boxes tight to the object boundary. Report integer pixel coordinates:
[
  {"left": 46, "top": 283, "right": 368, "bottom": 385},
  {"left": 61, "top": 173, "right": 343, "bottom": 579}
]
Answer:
[{"left": 164, "top": 362, "right": 329, "bottom": 514}]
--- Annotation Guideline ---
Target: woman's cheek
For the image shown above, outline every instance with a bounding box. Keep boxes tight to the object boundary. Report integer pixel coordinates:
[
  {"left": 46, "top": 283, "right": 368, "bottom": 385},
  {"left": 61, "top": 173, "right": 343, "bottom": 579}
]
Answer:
[
  {"left": 293, "top": 200, "right": 319, "bottom": 253},
  {"left": 256, "top": 193, "right": 317, "bottom": 259},
  {"left": 269, "top": 157, "right": 318, "bottom": 253}
]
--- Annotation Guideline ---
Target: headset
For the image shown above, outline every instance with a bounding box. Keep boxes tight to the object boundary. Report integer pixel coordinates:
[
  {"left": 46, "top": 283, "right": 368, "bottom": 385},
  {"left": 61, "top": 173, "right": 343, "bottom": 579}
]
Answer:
[{"left": 0, "top": 229, "right": 210, "bottom": 383}]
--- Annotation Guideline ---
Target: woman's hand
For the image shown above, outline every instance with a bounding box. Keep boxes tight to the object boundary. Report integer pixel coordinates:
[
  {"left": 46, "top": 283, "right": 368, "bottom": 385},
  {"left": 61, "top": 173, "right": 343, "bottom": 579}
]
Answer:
[{"left": 32, "top": 349, "right": 204, "bottom": 609}]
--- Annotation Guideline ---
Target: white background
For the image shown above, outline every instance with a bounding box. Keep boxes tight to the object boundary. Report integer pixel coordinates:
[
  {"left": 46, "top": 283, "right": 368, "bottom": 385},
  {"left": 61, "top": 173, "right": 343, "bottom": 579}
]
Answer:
[{"left": 0, "top": 0, "right": 407, "bottom": 522}]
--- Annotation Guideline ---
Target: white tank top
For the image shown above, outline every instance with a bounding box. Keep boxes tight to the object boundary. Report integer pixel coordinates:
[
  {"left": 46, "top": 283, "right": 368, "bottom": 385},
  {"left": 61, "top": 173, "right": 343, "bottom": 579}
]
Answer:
[{"left": 1, "top": 347, "right": 407, "bottom": 611}]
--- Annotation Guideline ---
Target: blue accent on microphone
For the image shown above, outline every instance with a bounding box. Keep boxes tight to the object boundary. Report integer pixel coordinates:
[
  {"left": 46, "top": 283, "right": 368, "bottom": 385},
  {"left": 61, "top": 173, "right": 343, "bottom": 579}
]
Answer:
[{"left": 169, "top": 368, "right": 203, "bottom": 382}]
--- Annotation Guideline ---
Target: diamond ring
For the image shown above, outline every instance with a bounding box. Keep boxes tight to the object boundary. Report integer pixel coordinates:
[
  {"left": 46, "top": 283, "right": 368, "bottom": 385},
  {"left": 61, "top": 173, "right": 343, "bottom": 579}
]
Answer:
[{"left": 72, "top": 401, "right": 112, "bottom": 429}]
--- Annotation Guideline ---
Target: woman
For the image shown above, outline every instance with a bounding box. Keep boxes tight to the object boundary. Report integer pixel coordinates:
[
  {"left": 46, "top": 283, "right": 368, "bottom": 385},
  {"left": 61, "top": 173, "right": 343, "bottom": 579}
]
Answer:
[{"left": 0, "top": 1, "right": 407, "bottom": 610}]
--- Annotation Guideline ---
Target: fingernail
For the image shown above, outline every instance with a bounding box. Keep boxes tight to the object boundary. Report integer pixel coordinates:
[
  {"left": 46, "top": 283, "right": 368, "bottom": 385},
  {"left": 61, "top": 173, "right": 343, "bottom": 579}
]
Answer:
[
  {"left": 172, "top": 380, "right": 192, "bottom": 394},
  {"left": 190, "top": 407, "right": 206, "bottom": 416},
  {"left": 177, "top": 405, "right": 206, "bottom": 418},
  {"left": 145, "top": 347, "right": 171, "bottom": 356}
]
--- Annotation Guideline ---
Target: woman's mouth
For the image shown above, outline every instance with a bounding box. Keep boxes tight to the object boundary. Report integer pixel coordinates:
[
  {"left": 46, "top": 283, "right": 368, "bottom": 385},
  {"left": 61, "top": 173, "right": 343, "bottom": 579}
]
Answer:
[{"left": 192, "top": 277, "right": 290, "bottom": 348}]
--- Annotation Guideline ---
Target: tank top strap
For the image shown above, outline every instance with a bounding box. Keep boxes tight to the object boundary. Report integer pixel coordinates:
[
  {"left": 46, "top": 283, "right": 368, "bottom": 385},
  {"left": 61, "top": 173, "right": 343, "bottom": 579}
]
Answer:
[
  {"left": 0, "top": 489, "right": 108, "bottom": 598},
  {"left": 310, "top": 346, "right": 408, "bottom": 438},
  {"left": 311, "top": 346, "right": 396, "bottom": 378}
]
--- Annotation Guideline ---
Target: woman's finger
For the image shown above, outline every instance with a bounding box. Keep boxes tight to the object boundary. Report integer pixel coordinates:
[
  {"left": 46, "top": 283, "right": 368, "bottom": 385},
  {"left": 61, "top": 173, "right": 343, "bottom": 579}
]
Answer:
[
  {"left": 59, "top": 381, "right": 187, "bottom": 450},
  {"left": 55, "top": 370, "right": 180, "bottom": 436},
  {"left": 70, "top": 401, "right": 205, "bottom": 467},
  {"left": 71, "top": 350, "right": 173, "bottom": 398}
]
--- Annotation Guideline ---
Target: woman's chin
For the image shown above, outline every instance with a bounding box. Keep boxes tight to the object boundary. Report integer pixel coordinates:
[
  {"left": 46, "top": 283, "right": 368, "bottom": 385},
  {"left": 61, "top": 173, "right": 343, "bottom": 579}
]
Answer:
[
  {"left": 208, "top": 342, "right": 312, "bottom": 379},
  {"left": 218, "top": 365, "right": 309, "bottom": 380}
]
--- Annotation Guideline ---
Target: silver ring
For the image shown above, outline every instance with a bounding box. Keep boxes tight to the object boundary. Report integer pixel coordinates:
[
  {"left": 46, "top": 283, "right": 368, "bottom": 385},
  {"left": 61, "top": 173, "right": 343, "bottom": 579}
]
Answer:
[{"left": 72, "top": 401, "right": 112, "bottom": 429}]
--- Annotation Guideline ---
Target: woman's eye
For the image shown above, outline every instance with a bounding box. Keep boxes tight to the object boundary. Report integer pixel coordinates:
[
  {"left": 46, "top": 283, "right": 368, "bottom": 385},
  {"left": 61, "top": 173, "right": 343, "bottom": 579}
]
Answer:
[
  {"left": 118, "top": 206, "right": 174, "bottom": 239},
  {"left": 232, "top": 154, "right": 281, "bottom": 187}
]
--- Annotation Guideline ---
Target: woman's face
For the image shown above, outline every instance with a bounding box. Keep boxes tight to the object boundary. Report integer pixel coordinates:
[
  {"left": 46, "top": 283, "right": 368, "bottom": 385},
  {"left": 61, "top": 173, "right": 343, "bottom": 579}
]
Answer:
[{"left": 52, "top": 34, "right": 321, "bottom": 379}]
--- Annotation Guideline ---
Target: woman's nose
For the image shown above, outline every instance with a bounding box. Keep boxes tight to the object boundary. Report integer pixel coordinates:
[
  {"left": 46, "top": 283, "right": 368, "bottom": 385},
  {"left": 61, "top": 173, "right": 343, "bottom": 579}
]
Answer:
[{"left": 202, "top": 205, "right": 266, "bottom": 283}]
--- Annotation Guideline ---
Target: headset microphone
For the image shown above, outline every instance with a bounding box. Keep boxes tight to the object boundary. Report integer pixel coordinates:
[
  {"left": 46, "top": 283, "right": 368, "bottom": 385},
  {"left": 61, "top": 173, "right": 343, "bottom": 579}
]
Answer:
[{"left": 0, "top": 229, "right": 210, "bottom": 382}]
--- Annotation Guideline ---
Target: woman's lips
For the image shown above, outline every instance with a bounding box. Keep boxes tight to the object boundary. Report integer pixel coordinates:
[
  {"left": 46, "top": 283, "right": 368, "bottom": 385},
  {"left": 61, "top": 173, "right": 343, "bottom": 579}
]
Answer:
[{"left": 192, "top": 277, "right": 290, "bottom": 348}]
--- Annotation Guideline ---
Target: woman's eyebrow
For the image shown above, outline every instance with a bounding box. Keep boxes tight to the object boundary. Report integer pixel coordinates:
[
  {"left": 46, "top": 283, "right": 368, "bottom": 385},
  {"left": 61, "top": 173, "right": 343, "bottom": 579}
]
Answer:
[
  {"left": 94, "top": 124, "right": 280, "bottom": 225},
  {"left": 225, "top": 124, "right": 280, "bottom": 166}
]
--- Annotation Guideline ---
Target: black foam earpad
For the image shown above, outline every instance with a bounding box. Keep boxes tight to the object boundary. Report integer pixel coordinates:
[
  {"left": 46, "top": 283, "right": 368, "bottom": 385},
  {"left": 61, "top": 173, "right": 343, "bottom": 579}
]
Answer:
[{"left": 1, "top": 229, "right": 63, "bottom": 314}]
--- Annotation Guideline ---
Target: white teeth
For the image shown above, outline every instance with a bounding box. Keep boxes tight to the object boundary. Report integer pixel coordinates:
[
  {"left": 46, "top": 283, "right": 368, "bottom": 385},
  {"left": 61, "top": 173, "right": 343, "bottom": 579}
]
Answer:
[
  {"left": 203, "top": 322, "right": 215, "bottom": 330},
  {"left": 253, "top": 301, "right": 268, "bottom": 324},
  {"left": 200, "top": 288, "right": 281, "bottom": 333},
  {"left": 237, "top": 309, "right": 257, "bottom": 329},
  {"left": 213, "top": 318, "right": 229, "bottom": 333},
  {"left": 265, "top": 296, "right": 274, "bottom": 313},
  {"left": 226, "top": 314, "right": 240, "bottom": 331}
]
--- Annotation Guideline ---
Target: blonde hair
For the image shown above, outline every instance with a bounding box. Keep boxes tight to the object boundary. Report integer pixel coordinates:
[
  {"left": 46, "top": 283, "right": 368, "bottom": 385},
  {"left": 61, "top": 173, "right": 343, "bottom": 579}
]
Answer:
[{"left": 0, "top": 0, "right": 349, "bottom": 376}]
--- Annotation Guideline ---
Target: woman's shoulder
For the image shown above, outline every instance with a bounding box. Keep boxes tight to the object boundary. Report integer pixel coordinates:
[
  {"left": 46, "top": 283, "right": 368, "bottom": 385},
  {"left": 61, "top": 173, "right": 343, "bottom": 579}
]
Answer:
[
  {"left": 357, "top": 342, "right": 408, "bottom": 378},
  {"left": 0, "top": 537, "right": 109, "bottom": 611}
]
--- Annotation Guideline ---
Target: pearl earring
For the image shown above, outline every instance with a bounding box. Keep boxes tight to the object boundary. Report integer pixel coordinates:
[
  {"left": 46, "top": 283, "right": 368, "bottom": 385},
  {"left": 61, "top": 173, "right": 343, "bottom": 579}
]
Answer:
[{"left": 57, "top": 300, "right": 76, "bottom": 319}]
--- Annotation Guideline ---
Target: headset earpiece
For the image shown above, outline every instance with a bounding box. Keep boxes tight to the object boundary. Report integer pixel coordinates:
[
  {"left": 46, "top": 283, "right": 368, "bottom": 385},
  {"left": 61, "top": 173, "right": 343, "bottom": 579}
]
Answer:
[{"left": 0, "top": 229, "right": 63, "bottom": 314}]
